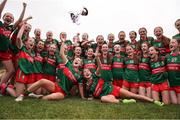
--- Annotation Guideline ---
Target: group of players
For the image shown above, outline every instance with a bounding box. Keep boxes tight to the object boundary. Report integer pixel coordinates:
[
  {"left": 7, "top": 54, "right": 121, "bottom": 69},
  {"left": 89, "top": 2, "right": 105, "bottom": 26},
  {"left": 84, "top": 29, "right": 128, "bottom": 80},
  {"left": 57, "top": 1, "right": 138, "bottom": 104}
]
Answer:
[{"left": 0, "top": 0, "right": 179, "bottom": 105}]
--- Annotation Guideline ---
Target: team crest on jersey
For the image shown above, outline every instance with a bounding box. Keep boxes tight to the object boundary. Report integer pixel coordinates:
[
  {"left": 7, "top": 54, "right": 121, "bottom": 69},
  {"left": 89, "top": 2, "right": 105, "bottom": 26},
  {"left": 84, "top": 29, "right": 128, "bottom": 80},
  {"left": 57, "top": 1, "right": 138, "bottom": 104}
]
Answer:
[
  {"left": 129, "top": 60, "right": 134, "bottom": 64},
  {"left": 142, "top": 58, "right": 146, "bottom": 62},
  {"left": 171, "top": 57, "right": 177, "bottom": 62},
  {"left": 103, "top": 59, "right": 107, "bottom": 63},
  {"left": 154, "top": 62, "right": 160, "bottom": 68}
]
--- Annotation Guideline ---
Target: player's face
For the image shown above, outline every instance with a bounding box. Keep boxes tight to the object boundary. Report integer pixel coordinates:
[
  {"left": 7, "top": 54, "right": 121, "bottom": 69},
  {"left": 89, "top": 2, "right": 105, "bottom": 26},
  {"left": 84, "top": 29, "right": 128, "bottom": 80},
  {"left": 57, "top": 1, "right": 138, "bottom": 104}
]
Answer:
[
  {"left": 149, "top": 47, "right": 158, "bottom": 59},
  {"left": 60, "top": 32, "right": 67, "bottom": 40},
  {"left": 46, "top": 32, "right": 53, "bottom": 39},
  {"left": 169, "top": 39, "right": 178, "bottom": 52},
  {"left": 87, "top": 48, "right": 94, "bottom": 57},
  {"left": 139, "top": 28, "right": 147, "bottom": 38},
  {"left": 49, "top": 44, "right": 57, "bottom": 53},
  {"left": 118, "top": 32, "right": 126, "bottom": 41},
  {"left": 24, "top": 24, "right": 32, "bottom": 33},
  {"left": 96, "top": 36, "right": 104, "bottom": 46},
  {"left": 35, "top": 29, "right": 41, "bottom": 37},
  {"left": 3, "top": 13, "right": 14, "bottom": 25},
  {"left": 141, "top": 43, "right": 148, "bottom": 53},
  {"left": 114, "top": 44, "right": 121, "bottom": 54},
  {"left": 37, "top": 41, "right": 44, "bottom": 51},
  {"left": 101, "top": 44, "right": 108, "bottom": 53},
  {"left": 25, "top": 38, "right": 35, "bottom": 50},
  {"left": 83, "top": 68, "right": 92, "bottom": 79},
  {"left": 73, "top": 36, "right": 80, "bottom": 43},
  {"left": 73, "top": 57, "right": 82, "bottom": 68},
  {"left": 154, "top": 27, "right": 163, "bottom": 38},
  {"left": 108, "top": 34, "right": 115, "bottom": 42},
  {"left": 175, "top": 20, "right": 180, "bottom": 31},
  {"left": 74, "top": 47, "right": 82, "bottom": 56},
  {"left": 129, "top": 31, "right": 136, "bottom": 40},
  {"left": 126, "top": 46, "right": 134, "bottom": 55},
  {"left": 82, "top": 33, "right": 88, "bottom": 40}
]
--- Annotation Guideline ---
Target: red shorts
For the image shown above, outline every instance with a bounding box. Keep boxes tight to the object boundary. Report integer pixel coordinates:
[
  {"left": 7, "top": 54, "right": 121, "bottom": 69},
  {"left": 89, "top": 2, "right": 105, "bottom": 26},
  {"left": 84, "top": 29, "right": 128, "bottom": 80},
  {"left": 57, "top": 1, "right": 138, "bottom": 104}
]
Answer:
[
  {"left": 109, "top": 85, "right": 121, "bottom": 97},
  {"left": 139, "top": 82, "right": 152, "bottom": 88},
  {"left": 122, "top": 80, "right": 139, "bottom": 88},
  {"left": 34, "top": 73, "right": 44, "bottom": 81},
  {"left": 15, "top": 68, "right": 35, "bottom": 84},
  {"left": 44, "top": 74, "right": 56, "bottom": 82},
  {"left": 53, "top": 83, "right": 66, "bottom": 96},
  {"left": 169, "top": 86, "right": 180, "bottom": 93},
  {"left": 112, "top": 80, "right": 123, "bottom": 87},
  {"left": 0, "top": 51, "right": 12, "bottom": 61},
  {"left": 152, "top": 81, "right": 169, "bottom": 92}
]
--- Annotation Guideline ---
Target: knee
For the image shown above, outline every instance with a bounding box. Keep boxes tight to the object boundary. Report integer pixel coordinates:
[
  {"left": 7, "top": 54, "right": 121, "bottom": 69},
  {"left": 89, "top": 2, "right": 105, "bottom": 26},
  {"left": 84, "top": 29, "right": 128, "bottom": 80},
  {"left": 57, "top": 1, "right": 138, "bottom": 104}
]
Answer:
[
  {"left": 38, "top": 79, "right": 47, "bottom": 85},
  {"left": 101, "top": 96, "right": 106, "bottom": 102}
]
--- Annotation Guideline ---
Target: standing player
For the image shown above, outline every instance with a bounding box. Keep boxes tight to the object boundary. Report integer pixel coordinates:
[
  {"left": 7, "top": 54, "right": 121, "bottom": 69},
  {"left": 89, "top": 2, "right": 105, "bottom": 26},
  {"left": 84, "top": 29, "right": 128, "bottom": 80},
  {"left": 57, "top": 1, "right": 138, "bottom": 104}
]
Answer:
[
  {"left": 149, "top": 46, "right": 170, "bottom": 104},
  {"left": 166, "top": 39, "right": 180, "bottom": 104}
]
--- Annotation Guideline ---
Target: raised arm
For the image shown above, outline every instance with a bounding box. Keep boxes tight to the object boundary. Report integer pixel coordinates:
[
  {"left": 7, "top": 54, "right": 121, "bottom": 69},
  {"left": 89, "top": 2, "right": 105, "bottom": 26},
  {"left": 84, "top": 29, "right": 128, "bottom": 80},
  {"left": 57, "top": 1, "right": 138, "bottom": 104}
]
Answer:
[
  {"left": 60, "top": 38, "right": 68, "bottom": 64},
  {"left": 17, "top": 16, "right": 32, "bottom": 28},
  {"left": 16, "top": 23, "right": 25, "bottom": 49},
  {"left": 0, "top": 0, "right": 7, "bottom": 18},
  {"left": 81, "top": 39, "right": 94, "bottom": 47},
  {"left": 14, "top": 2, "right": 27, "bottom": 28},
  {"left": 94, "top": 47, "right": 102, "bottom": 75}
]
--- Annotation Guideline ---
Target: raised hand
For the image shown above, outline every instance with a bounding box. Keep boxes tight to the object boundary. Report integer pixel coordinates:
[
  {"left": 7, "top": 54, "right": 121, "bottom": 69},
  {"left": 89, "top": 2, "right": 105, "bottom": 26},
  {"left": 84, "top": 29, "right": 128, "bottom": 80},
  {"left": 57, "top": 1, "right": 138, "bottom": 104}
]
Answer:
[{"left": 23, "top": 2, "right": 27, "bottom": 8}]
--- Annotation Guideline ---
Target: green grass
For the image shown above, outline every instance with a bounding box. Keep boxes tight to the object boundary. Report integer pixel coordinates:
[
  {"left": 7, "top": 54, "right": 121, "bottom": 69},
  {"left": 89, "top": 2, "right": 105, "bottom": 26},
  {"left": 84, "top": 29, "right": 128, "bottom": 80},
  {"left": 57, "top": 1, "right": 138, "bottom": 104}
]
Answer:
[{"left": 0, "top": 96, "right": 180, "bottom": 119}]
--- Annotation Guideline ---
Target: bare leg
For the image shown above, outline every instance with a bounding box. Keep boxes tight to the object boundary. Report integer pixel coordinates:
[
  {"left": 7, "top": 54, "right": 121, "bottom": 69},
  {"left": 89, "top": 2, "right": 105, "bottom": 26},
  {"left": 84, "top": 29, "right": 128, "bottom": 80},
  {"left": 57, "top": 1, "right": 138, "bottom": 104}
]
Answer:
[
  {"left": 177, "top": 93, "right": 180, "bottom": 104},
  {"left": 28, "top": 79, "right": 55, "bottom": 93},
  {"left": 161, "top": 90, "right": 170, "bottom": 104},
  {"left": 139, "top": 87, "right": 146, "bottom": 96},
  {"left": 152, "top": 90, "right": 160, "bottom": 101},
  {"left": 130, "top": 88, "right": 138, "bottom": 94},
  {"left": 120, "top": 88, "right": 154, "bottom": 102},
  {"left": 101, "top": 95, "right": 119, "bottom": 103},
  {"left": 122, "top": 85, "right": 129, "bottom": 91},
  {"left": 6, "top": 87, "right": 16, "bottom": 97},
  {"left": 42, "top": 93, "right": 64, "bottom": 100},
  {"left": 146, "top": 87, "right": 152, "bottom": 98},
  {"left": 169, "top": 90, "right": 177, "bottom": 104},
  {"left": 15, "top": 82, "right": 25, "bottom": 96},
  {"left": 0, "top": 60, "right": 15, "bottom": 84}
]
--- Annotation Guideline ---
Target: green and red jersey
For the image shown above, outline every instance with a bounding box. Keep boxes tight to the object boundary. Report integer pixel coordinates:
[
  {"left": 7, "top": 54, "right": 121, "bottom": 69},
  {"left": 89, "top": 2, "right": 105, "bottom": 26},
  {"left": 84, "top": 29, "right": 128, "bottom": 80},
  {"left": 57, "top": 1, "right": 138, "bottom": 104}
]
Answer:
[
  {"left": 100, "top": 58, "right": 113, "bottom": 82},
  {"left": 86, "top": 73, "right": 113, "bottom": 98},
  {"left": 43, "top": 52, "right": 58, "bottom": 76},
  {"left": 139, "top": 56, "right": 151, "bottom": 82},
  {"left": 172, "top": 34, "right": 180, "bottom": 39},
  {"left": 165, "top": 52, "right": 180, "bottom": 87},
  {"left": 150, "top": 59, "right": 167, "bottom": 84},
  {"left": 65, "top": 40, "right": 74, "bottom": 59},
  {"left": 58, "top": 61, "right": 82, "bottom": 94},
  {"left": 18, "top": 46, "right": 35, "bottom": 74},
  {"left": 152, "top": 39, "right": 168, "bottom": 56},
  {"left": 0, "top": 21, "right": 15, "bottom": 52},
  {"left": 114, "top": 40, "right": 129, "bottom": 57},
  {"left": 129, "top": 41, "right": 140, "bottom": 55},
  {"left": 33, "top": 51, "right": 45, "bottom": 74},
  {"left": 112, "top": 56, "right": 124, "bottom": 80},
  {"left": 56, "top": 55, "right": 65, "bottom": 80},
  {"left": 138, "top": 36, "right": 154, "bottom": 46},
  {"left": 44, "top": 39, "right": 59, "bottom": 50},
  {"left": 123, "top": 58, "right": 139, "bottom": 82},
  {"left": 83, "top": 58, "right": 97, "bottom": 73}
]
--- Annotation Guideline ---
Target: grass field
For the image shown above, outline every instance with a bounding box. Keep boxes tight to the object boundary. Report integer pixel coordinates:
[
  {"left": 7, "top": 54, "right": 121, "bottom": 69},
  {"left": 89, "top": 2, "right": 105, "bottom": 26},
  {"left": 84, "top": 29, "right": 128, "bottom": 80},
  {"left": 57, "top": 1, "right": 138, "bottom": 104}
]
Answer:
[{"left": 0, "top": 96, "right": 180, "bottom": 119}]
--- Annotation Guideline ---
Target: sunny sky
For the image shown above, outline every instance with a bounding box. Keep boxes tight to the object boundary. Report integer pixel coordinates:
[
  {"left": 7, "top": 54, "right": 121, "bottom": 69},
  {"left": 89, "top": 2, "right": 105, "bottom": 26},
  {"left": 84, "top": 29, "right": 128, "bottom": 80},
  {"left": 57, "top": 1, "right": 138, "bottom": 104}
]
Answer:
[{"left": 2, "top": 0, "right": 180, "bottom": 41}]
